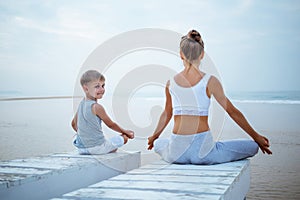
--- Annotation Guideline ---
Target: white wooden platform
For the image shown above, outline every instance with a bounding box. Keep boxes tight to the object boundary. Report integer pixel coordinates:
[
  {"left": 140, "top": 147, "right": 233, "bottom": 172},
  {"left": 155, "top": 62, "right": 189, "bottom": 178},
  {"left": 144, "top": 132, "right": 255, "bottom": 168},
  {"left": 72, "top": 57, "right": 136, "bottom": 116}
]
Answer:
[
  {"left": 51, "top": 159, "right": 250, "bottom": 200},
  {"left": 0, "top": 151, "right": 141, "bottom": 200}
]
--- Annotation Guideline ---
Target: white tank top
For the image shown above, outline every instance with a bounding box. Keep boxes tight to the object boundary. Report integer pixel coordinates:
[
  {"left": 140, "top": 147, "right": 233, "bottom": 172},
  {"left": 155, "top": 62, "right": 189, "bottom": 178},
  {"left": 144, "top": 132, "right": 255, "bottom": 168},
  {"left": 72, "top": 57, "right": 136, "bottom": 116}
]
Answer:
[{"left": 169, "top": 74, "right": 211, "bottom": 116}]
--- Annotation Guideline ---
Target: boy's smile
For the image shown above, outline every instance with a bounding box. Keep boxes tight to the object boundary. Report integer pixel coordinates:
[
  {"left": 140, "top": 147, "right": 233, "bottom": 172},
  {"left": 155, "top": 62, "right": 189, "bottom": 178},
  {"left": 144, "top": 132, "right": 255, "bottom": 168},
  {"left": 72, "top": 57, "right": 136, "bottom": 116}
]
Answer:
[{"left": 84, "top": 80, "right": 105, "bottom": 100}]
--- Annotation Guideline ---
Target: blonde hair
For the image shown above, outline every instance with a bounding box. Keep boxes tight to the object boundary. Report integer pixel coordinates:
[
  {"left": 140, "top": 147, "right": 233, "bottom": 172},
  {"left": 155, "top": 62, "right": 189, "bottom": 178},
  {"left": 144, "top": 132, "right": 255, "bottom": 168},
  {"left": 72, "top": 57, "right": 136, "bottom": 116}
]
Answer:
[
  {"left": 180, "top": 30, "right": 204, "bottom": 66},
  {"left": 80, "top": 70, "right": 105, "bottom": 86}
]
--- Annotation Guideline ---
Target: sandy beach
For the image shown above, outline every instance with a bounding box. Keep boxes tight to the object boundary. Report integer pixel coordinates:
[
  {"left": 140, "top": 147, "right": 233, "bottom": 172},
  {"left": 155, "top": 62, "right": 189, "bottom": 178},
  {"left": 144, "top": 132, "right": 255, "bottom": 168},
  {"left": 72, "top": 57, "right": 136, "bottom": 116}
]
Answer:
[
  {"left": 220, "top": 102, "right": 300, "bottom": 200},
  {"left": 0, "top": 97, "right": 299, "bottom": 199}
]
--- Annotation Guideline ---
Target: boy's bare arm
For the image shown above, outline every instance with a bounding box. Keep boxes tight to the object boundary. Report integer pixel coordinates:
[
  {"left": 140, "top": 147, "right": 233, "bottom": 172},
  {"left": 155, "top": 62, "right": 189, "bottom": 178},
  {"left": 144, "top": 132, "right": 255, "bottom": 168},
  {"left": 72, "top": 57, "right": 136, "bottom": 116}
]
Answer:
[
  {"left": 92, "top": 103, "right": 134, "bottom": 138},
  {"left": 71, "top": 112, "right": 78, "bottom": 132}
]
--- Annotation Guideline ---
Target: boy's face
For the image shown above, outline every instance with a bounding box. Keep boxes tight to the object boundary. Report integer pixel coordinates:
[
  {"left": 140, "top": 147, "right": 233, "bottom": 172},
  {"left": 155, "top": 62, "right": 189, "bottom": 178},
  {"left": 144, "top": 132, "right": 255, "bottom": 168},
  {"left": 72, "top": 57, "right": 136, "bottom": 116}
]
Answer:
[{"left": 83, "top": 79, "right": 105, "bottom": 100}]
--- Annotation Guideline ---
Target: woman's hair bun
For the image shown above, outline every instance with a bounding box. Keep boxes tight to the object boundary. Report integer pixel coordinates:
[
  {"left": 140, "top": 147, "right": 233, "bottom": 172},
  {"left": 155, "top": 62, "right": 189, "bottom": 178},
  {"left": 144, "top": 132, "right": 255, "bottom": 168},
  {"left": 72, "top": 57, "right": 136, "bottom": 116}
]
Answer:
[
  {"left": 180, "top": 29, "right": 204, "bottom": 63},
  {"left": 188, "top": 30, "right": 201, "bottom": 43}
]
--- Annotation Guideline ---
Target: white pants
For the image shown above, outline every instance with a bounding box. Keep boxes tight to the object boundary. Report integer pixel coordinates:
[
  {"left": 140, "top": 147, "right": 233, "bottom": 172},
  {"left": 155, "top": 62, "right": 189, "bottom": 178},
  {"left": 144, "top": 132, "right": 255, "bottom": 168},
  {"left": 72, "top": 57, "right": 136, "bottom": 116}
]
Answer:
[
  {"left": 154, "top": 131, "right": 259, "bottom": 164},
  {"left": 77, "top": 135, "right": 124, "bottom": 155}
]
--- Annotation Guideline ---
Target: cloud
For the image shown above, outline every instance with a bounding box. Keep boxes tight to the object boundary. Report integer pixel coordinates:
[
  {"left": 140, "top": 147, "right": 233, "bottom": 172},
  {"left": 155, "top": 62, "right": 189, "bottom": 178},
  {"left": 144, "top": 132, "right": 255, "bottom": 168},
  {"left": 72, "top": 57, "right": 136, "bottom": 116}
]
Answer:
[
  {"left": 0, "top": 1, "right": 111, "bottom": 42},
  {"left": 234, "top": 0, "right": 254, "bottom": 15},
  {"left": 13, "top": 15, "right": 96, "bottom": 40}
]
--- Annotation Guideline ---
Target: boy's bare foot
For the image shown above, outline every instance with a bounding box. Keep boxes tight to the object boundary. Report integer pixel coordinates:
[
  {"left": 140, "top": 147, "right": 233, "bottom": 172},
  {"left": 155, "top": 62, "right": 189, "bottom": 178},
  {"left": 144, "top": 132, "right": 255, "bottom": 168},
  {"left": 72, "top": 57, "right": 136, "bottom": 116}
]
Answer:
[{"left": 121, "top": 134, "right": 129, "bottom": 144}]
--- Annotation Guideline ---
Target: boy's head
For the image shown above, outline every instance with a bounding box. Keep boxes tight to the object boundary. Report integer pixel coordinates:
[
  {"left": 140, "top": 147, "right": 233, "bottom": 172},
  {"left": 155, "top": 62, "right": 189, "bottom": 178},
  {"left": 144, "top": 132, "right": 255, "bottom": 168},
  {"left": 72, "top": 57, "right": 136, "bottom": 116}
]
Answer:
[
  {"left": 80, "top": 70, "right": 106, "bottom": 100},
  {"left": 80, "top": 70, "right": 105, "bottom": 86}
]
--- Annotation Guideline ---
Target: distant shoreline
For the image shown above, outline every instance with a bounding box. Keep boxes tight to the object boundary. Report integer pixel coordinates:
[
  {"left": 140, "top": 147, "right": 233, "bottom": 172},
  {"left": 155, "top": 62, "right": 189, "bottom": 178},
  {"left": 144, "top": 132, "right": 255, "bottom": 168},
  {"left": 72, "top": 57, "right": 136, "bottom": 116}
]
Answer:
[
  {"left": 1, "top": 89, "right": 300, "bottom": 106},
  {"left": 0, "top": 96, "right": 83, "bottom": 101},
  {"left": 1, "top": 95, "right": 300, "bottom": 105}
]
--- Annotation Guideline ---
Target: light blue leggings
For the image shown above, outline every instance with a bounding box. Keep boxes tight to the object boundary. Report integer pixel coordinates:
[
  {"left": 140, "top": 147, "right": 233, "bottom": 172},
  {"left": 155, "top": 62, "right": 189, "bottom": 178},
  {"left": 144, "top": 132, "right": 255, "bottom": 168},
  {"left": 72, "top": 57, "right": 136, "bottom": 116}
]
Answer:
[{"left": 154, "top": 131, "right": 259, "bottom": 165}]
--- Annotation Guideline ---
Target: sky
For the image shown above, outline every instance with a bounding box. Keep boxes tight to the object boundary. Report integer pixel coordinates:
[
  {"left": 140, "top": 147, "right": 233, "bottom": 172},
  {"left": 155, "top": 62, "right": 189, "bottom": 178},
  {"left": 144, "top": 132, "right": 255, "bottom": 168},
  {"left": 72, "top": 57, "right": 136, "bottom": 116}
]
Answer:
[{"left": 0, "top": 0, "right": 300, "bottom": 97}]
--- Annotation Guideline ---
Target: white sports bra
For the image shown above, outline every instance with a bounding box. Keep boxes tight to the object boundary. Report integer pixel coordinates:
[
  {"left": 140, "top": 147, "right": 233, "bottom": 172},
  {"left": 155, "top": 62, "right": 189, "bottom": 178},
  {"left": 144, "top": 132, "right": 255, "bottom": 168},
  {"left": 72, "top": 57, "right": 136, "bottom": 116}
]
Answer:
[{"left": 169, "top": 74, "right": 211, "bottom": 116}]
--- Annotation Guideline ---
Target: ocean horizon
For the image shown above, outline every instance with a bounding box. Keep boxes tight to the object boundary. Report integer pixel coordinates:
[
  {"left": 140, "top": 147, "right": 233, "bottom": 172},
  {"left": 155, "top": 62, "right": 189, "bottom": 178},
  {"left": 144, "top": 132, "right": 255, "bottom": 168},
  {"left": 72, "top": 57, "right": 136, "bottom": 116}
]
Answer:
[{"left": 1, "top": 90, "right": 300, "bottom": 105}]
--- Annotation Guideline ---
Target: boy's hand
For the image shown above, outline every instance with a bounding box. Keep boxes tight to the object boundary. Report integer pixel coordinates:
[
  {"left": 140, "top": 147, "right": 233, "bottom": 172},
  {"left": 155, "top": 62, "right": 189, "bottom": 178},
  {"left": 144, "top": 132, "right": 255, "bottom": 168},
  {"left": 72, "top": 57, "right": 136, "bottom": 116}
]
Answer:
[{"left": 123, "top": 130, "right": 134, "bottom": 139}]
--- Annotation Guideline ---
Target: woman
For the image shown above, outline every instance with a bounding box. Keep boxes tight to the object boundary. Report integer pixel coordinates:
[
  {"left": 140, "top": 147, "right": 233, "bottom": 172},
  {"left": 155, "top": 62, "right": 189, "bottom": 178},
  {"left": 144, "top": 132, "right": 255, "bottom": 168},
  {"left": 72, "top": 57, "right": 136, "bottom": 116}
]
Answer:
[{"left": 148, "top": 30, "right": 272, "bottom": 164}]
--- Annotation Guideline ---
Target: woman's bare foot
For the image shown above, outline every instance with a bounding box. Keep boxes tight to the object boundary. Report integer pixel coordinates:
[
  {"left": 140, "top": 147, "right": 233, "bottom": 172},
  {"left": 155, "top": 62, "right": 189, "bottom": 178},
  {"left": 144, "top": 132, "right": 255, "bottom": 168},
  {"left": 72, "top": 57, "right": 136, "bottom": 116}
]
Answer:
[{"left": 109, "top": 149, "right": 117, "bottom": 153}]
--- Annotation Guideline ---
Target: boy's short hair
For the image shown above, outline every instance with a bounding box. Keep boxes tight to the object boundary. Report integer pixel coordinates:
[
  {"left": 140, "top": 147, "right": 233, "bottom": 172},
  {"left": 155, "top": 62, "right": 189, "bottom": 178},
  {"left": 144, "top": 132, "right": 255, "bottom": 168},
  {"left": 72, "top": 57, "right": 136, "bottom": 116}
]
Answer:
[{"left": 80, "top": 70, "right": 105, "bottom": 86}]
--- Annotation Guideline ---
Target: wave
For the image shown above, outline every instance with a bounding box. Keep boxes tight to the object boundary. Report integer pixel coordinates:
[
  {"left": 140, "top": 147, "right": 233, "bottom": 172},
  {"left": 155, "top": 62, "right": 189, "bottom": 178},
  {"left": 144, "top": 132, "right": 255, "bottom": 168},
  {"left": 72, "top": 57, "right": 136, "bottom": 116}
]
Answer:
[{"left": 231, "top": 99, "right": 300, "bottom": 105}]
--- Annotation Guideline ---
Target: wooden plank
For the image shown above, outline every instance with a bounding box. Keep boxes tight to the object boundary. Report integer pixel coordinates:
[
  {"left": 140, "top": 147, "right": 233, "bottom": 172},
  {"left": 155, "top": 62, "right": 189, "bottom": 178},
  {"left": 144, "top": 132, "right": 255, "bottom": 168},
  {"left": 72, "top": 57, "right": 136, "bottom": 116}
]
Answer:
[
  {"left": 0, "top": 151, "right": 141, "bottom": 200},
  {"left": 63, "top": 187, "right": 220, "bottom": 200},
  {"left": 53, "top": 159, "right": 250, "bottom": 200}
]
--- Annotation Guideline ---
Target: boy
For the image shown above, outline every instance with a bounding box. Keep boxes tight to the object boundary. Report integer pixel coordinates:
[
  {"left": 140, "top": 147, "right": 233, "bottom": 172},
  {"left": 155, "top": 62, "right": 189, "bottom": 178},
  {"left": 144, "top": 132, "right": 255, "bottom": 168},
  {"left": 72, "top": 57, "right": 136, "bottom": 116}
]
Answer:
[{"left": 71, "top": 70, "right": 134, "bottom": 154}]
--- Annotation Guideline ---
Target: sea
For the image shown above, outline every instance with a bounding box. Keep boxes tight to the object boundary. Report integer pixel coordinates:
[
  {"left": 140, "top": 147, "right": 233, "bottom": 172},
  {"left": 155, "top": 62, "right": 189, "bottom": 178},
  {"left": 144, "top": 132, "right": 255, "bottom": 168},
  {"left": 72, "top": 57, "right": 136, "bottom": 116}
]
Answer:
[
  {"left": 0, "top": 90, "right": 299, "bottom": 199},
  {"left": 227, "top": 90, "right": 300, "bottom": 105}
]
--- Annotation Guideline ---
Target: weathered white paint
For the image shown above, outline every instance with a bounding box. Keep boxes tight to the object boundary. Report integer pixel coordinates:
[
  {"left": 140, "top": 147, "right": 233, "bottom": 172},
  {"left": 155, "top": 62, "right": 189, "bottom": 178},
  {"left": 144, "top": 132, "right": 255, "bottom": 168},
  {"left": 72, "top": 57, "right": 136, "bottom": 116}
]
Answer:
[
  {"left": 0, "top": 151, "right": 141, "bottom": 200},
  {"left": 52, "top": 159, "right": 250, "bottom": 200}
]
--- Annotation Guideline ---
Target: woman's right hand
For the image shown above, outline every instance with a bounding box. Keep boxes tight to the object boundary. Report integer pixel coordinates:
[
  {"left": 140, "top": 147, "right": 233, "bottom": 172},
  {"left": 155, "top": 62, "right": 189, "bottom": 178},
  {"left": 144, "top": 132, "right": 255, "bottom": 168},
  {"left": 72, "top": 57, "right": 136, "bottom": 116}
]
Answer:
[
  {"left": 255, "top": 134, "right": 272, "bottom": 155},
  {"left": 148, "top": 135, "right": 158, "bottom": 150}
]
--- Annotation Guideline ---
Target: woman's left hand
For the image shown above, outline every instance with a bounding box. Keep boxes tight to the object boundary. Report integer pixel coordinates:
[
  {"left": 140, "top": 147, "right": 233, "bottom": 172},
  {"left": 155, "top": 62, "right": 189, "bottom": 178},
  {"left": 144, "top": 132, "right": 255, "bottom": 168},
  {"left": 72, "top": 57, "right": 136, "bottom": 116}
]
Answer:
[{"left": 255, "top": 135, "right": 272, "bottom": 155}]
